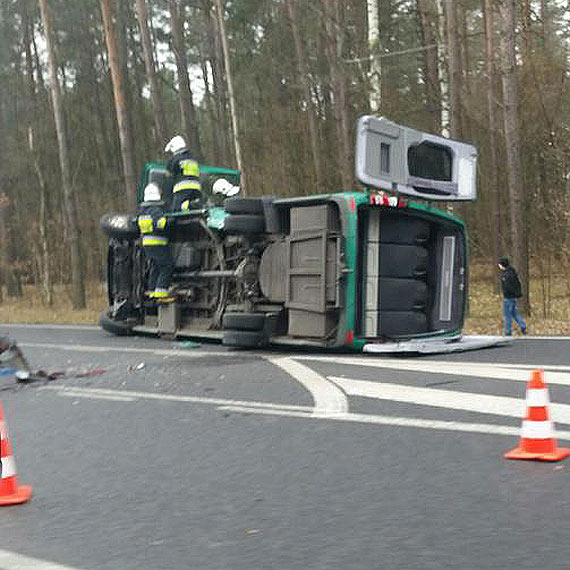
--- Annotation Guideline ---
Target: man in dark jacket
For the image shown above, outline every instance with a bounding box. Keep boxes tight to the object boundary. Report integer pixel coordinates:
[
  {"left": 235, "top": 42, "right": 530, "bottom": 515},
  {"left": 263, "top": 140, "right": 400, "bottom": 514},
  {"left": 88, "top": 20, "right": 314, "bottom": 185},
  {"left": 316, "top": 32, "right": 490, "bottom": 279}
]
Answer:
[
  {"left": 164, "top": 135, "right": 201, "bottom": 212},
  {"left": 138, "top": 183, "right": 175, "bottom": 303},
  {"left": 498, "top": 257, "right": 527, "bottom": 336}
]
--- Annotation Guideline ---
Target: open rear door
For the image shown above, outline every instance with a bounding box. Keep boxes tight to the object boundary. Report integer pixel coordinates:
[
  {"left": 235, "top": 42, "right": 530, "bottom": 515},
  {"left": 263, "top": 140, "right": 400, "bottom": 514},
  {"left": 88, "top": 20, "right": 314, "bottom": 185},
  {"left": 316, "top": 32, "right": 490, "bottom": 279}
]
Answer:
[{"left": 355, "top": 116, "right": 477, "bottom": 201}]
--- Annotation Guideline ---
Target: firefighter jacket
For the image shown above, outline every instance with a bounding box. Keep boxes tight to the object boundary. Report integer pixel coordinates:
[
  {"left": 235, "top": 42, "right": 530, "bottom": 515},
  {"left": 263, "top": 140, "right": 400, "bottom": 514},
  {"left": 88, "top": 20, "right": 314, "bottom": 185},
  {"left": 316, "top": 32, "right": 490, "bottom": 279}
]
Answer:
[
  {"left": 167, "top": 150, "right": 201, "bottom": 210},
  {"left": 137, "top": 202, "right": 171, "bottom": 247}
]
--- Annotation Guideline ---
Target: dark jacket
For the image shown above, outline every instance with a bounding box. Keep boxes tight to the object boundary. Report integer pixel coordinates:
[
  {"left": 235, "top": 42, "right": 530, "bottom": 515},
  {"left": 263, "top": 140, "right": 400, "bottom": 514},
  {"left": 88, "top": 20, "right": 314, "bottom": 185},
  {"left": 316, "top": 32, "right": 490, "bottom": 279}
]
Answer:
[{"left": 500, "top": 266, "right": 522, "bottom": 299}]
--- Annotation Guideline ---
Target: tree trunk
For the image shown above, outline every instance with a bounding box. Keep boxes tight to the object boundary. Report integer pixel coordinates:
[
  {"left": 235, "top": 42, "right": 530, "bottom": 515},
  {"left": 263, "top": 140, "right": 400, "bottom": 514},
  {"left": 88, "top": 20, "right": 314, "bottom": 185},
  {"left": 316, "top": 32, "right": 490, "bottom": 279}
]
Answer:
[
  {"left": 38, "top": 0, "right": 85, "bottom": 309},
  {"left": 214, "top": 0, "right": 245, "bottom": 190},
  {"left": 483, "top": 0, "right": 502, "bottom": 275},
  {"left": 134, "top": 0, "right": 167, "bottom": 147},
  {"left": 417, "top": 0, "right": 441, "bottom": 132},
  {"left": 23, "top": 0, "right": 52, "bottom": 304},
  {"left": 436, "top": 0, "right": 450, "bottom": 136},
  {"left": 444, "top": 0, "right": 462, "bottom": 138},
  {"left": 28, "top": 128, "right": 53, "bottom": 306},
  {"left": 322, "top": 0, "right": 352, "bottom": 190},
  {"left": 366, "top": 0, "right": 382, "bottom": 113},
  {"left": 168, "top": 0, "right": 203, "bottom": 160},
  {"left": 284, "top": 0, "right": 322, "bottom": 189},
  {"left": 100, "top": 0, "right": 138, "bottom": 211},
  {"left": 499, "top": 0, "right": 529, "bottom": 313}
]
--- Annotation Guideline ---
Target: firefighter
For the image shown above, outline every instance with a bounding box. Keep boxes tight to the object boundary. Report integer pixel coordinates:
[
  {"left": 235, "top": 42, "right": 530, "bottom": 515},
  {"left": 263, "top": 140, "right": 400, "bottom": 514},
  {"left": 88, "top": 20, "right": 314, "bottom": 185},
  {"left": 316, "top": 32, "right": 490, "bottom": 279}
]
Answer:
[
  {"left": 164, "top": 135, "right": 202, "bottom": 212},
  {"left": 138, "top": 183, "right": 175, "bottom": 303}
]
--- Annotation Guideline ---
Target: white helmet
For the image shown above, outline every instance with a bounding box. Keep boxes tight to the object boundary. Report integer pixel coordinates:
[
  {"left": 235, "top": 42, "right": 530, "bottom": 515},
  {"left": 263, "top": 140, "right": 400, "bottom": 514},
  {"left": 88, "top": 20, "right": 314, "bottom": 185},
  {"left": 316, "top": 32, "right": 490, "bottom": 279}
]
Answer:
[
  {"left": 213, "top": 178, "right": 241, "bottom": 197},
  {"left": 143, "top": 183, "right": 161, "bottom": 202},
  {"left": 164, "top": 135, "right": 187, "bottom": 154}
]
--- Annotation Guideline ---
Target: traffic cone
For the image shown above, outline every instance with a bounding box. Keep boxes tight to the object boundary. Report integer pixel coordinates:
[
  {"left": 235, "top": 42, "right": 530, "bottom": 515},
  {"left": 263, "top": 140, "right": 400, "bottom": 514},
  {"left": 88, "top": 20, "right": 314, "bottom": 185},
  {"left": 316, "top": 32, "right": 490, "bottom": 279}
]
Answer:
[
  {"left": 505, "top": 369, "right": 570, "bottom": 462},
  {"left": 0, "top": 404, "right": 32, "bottom": 505}
]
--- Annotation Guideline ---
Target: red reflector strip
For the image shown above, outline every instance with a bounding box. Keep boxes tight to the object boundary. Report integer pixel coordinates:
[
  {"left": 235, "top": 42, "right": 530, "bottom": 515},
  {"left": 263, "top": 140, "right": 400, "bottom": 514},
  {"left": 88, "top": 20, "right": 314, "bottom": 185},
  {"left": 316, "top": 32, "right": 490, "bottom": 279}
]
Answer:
[
  {"left": 346, "top": 330, "right": 354, "bottom": 344},
  {"left": 348, "top": 198, "right": 356, "bottom": 212}
]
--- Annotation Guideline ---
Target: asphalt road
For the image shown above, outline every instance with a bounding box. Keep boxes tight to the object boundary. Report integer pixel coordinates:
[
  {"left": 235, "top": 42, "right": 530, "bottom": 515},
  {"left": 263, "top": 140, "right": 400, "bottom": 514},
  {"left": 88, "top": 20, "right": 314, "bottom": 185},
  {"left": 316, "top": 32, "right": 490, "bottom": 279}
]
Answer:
[{"left": 1, "top": 325, "right": 570, "bottom": 570}]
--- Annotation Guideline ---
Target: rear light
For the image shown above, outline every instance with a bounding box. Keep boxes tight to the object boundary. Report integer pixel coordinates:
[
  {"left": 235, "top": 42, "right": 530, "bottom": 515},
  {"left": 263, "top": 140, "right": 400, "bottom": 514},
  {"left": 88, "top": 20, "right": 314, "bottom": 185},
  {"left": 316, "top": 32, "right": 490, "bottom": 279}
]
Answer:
[{"left": 368, "top": 192, "right": 407, "bottom": 208}]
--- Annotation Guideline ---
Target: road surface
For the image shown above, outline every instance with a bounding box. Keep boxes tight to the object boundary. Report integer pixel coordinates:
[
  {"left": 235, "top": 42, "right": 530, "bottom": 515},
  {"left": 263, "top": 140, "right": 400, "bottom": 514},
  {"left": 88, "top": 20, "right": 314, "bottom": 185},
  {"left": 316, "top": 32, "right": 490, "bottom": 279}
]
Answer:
[{"left": 1, "top": 325, "right": 570, "bottom": 570}]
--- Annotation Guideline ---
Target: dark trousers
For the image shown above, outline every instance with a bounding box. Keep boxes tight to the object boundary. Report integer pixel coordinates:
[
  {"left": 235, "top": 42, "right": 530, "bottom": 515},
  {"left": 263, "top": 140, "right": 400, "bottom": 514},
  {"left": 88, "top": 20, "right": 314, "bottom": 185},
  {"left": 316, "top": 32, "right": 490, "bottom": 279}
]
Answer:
[{"left": 144, "top": 245, "right": 174, "bottom": 293}]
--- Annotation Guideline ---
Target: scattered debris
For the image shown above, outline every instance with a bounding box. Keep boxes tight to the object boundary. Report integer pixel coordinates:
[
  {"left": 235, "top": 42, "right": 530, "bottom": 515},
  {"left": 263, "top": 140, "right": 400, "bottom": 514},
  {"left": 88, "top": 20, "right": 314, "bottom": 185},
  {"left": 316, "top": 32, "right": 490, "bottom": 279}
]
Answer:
[
  {"left": 244, "top": 529, "right": 262, "bottom": 536},
  {"left": 128, "top": 362, "right": 146, "bottom": 372},
  {"left": 0, "top": 336, "right": 31, "bottom": 379},
  {"left": 176, "top": 340, "right": 201, "bottom": 349}
]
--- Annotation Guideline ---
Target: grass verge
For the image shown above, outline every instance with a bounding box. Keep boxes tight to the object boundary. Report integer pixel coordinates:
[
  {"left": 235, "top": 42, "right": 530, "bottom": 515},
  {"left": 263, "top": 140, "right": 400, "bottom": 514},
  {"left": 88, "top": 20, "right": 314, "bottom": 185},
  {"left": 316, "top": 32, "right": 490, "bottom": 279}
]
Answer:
[{"left": 0, "top": 262, "right": 568, "bottom": 335}]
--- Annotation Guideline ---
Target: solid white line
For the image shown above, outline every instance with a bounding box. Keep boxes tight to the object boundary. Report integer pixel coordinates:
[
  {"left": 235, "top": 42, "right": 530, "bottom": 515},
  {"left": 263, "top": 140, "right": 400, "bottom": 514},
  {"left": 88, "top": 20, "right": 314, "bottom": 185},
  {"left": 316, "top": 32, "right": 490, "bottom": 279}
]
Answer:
[
  {"left": 218, "top": 405, "right": 570, "bottom": 440},
  {"left": 19, "top": 342, "right": 234, "bottom": 359},
  {"left": 298, "top": 356, "right": 570, "bottom": 386},
  {"left": 58, "top": 391, "right": 136, "bottom": 402},
  {"left": 43, "top": 385, "right": 570, "bottom": 441},
  {"left": 0, "top": 324, "right": 98, "bottom": 331},
  {"left": 41, "top": 385, "right": 313, "bottom": 412},
  {"left": 267, "top": 357, "right": 349, "bottom": 414},
  {"left": 328, "top": 376, "right": 570, "bottom": 425},
  {"left": 0, "top": 548, "right": 86, "bottom": 570}
]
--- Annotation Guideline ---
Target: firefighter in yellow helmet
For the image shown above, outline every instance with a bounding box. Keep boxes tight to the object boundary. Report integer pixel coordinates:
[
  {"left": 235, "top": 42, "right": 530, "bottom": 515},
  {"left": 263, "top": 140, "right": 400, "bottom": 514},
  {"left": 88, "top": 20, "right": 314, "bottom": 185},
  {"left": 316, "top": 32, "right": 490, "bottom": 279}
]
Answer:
[
  {"left": 137, "top": 183, "right": 175, "bottom": 302},
  {"left": 164, "top": 135, "right": 202, "bottom": 212}
]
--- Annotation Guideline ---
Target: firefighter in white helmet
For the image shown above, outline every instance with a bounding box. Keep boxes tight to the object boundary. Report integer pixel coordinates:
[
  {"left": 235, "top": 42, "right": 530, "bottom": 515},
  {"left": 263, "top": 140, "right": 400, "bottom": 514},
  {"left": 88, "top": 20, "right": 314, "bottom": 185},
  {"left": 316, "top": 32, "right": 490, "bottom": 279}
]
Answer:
[
  {"left": 164, "top": 135, "right": 201, "bottom": 212},
  {"left": 137, "top": 183, "right": 175, "bottom": 302}
]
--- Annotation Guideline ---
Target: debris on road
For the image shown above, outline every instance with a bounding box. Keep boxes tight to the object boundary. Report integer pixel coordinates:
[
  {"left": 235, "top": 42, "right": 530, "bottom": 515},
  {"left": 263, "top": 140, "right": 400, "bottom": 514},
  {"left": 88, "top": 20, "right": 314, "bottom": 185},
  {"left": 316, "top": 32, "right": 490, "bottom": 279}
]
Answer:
[
  {"left": 176, "top": 341, "right": 201, "bottom": 349},
  {"left": 0, "top": 336, "right": 31, "bottom": 379}
]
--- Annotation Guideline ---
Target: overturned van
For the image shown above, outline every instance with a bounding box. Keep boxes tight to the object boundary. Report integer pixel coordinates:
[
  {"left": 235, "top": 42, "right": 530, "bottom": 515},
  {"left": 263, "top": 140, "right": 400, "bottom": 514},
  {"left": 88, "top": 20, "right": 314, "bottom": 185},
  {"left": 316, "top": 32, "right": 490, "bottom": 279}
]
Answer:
[{"left": 100, "top": 116, "right": 504, "bottom": 353}]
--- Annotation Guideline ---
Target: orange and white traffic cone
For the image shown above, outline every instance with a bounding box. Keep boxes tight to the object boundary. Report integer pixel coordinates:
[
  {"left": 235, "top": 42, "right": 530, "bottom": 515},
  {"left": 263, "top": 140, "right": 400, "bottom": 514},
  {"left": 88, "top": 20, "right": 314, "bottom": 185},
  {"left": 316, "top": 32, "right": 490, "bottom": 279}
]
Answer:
[
  {"left": 505, "top": 369, "right": 570, "bottom": 462},
  {"left": 0, "top": 403, "right": 32, "bottom": 505}
]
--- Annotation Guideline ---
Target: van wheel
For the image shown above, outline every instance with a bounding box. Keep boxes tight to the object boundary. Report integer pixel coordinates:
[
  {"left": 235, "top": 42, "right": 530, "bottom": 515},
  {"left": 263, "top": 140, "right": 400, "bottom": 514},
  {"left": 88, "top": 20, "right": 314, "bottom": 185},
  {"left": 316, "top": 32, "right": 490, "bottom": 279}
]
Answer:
[
  {"left": 222, "top": 330, "right": 267, "bottom": 348},
  {"left": 224, "top": 197, "right": 265, "bottom": 215},
  {"left": 100, "top": 311, "right": 134, "bottom": 336},
  {"left": 224, "top": 214, "right": 265, "bottom": 234},
  {"left": 222, "top": 312, "right": 266, "bottom": 331}
]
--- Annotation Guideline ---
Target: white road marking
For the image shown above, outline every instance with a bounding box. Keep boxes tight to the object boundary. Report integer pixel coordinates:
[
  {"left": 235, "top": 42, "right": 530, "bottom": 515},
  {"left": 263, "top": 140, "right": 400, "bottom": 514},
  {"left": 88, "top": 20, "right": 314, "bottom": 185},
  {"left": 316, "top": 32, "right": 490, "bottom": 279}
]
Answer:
[
  {"left": 298, "top": 356, "right": 570, "bottom": 386},
  {"left": 19, "top": 342, "right": 234, "bottom": 359},
  {"left": 217, "top": 405, "right": 570, "bottom": 441},
  {"left": 266, "top": 357, "right": 349, "bottom": 415},
  {"left": 0, "top": 548, "right": 86, "bottom": 570},
  {"left": 0, "top": 323, "right": 98, "bottom": 331},
  {"left": 58, "top": 391, "right": 136, "bottom": 402},
  {"left": 41, "top": 385, "right": 313, "bottom": 413},
  {"left": 329, "top": 376, "right": 570, "bottom": 425},
  {"left": 44, "top": 384, "right": 570, "bottom": 441}
]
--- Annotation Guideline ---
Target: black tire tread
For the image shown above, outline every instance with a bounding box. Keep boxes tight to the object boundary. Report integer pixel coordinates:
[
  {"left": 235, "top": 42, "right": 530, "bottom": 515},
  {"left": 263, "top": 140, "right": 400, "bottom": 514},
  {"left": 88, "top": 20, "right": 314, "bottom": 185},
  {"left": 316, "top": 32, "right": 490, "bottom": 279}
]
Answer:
[
  {"left": 100, "top": 311, "right": 134, "bottom": 336},
  {"left": 223, "top": 312, "right": 266, "bottom": 331},
  {"left": 224, "top": 214, "right": 265, "bottom": 234},
  {"left": 224, "top": 197, "right": 265, "bottom": 215},
  {"left": 222, "top": 329, "right": 267, "bottom": 348}
]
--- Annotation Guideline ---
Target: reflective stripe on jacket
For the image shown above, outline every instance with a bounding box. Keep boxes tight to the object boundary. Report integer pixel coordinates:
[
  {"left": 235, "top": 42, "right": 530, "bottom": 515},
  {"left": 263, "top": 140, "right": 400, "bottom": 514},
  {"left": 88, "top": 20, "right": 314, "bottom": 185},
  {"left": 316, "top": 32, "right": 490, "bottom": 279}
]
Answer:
[
  {"left": 173, "top": 180, "right": 201, "bottom": 193},
  {"left": 141, "top": 235, "right": 168, "bottom": 246},
  {"left": 137, "top": 201, "right": 170, "bottom": 246}
]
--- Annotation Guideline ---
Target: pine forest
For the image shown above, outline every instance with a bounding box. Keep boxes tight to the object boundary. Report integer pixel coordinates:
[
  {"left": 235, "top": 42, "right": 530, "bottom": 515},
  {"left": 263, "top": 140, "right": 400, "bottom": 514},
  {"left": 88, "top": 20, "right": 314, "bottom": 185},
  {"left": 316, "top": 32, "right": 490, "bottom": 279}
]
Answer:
[{"left": 0, "top": 0, "right": 569, "bottom": 324}]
